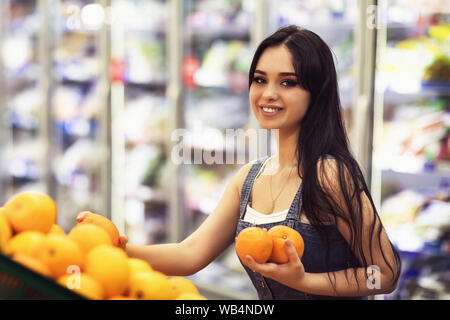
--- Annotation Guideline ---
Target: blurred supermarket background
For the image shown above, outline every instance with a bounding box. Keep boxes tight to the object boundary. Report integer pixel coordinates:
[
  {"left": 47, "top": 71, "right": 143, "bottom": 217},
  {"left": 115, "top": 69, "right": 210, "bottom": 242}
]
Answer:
[{"left": 0, "top": 0, "right": 449, "bottom": 300}]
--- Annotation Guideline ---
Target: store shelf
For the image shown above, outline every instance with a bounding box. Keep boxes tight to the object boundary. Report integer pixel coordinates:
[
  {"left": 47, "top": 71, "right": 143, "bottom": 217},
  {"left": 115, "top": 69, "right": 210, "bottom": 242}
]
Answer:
[
  {"left": 184, "top": 27, "right": 250, "bottom": 41},
  {"left": 381, "top": 166, "right": 450, "bottom": 181},
  {"left": 124, "top": 81, "right": 167, "bottom": 92},
  {"left": 384, "top": 84, "right": 450, "bottom": 104}
]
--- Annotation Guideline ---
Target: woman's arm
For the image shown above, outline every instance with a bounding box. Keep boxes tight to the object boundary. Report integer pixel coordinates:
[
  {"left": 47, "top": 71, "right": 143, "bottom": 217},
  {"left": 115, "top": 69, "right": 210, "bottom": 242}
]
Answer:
[
  {"left": 125, "top": 162, "right": 253, "bottom": 276},
  {"left": 300, "top": 158, "right": 399, "bottom": 296},
  {"left": 295, "top": 266, "right": 395, "bottom": 297}
]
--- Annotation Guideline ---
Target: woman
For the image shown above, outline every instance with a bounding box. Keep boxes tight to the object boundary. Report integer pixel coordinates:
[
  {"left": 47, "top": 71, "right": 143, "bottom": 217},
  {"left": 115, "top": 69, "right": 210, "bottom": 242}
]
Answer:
[{"left": 81, "top": 25, "right": 401, "bottom": 299}]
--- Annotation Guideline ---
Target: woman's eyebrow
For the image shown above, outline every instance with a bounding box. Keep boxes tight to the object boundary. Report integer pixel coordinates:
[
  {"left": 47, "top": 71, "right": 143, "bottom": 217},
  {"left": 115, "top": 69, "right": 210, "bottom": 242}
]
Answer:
[{"left": 254, "top": 70, "right": 296, "bottom": 77}]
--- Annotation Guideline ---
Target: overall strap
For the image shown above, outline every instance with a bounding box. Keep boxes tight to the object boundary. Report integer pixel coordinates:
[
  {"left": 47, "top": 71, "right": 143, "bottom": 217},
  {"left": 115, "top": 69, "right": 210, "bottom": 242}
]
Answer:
[
  {"left": 239, "top": 156, "right": 270, "bottom": 219},
  {"left": 285, "top": 181, "right": 303, "bottom": 221}
]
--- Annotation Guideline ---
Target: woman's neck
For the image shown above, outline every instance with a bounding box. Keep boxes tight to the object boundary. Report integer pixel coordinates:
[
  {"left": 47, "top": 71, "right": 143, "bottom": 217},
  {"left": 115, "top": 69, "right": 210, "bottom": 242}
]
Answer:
[{"left": 271, "top": 128, "right": 299, "bottom": 171}]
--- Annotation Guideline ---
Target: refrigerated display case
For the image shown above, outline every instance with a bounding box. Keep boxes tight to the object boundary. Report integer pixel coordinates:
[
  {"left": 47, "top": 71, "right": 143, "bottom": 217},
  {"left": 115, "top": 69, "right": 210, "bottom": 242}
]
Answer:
[
  {"left": 49, "top": 0, "right": 110, "bottom": 232},
  {"left": 0, "top": 0, "right": 111, "bottom": 232},
  {"left": 0, "top": 1, "right": 44, "bottom": 201},
  {"left": 371, "top": 0, "right": 450, "bottom": 300},
  {"left": 179, "top": 0, "right": 259, "bottom": 299},
  {"left": 109, "top": 0, "right": 170, "bottom": 246}
]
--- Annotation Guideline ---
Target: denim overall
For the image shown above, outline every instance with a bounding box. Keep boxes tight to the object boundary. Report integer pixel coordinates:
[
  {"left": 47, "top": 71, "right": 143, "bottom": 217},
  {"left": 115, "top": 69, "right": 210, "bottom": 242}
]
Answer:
[{"left": 235, "top": 156, "right": 366, "bottom": 300}]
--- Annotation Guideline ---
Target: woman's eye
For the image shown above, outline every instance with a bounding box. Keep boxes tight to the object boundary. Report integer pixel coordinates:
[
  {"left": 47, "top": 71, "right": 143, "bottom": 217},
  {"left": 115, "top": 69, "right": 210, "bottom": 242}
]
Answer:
[
  {"left": 281, "top": 79, "right": 298, "bottom": 87},
  {"left": 253, "top": 77, "right": 265, "bottom": 84}
]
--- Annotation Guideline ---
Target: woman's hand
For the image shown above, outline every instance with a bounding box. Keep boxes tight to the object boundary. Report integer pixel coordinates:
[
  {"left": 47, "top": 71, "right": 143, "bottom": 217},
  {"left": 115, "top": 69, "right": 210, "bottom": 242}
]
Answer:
[
  {"left": 118, "top": 235, "right": 128, "bottom": 250},
  {"left": 75, "top": 211, "right": 89, "bottom": 223},
  {"left": 245, "top": 240, "right": 306, "bottom": 290}
]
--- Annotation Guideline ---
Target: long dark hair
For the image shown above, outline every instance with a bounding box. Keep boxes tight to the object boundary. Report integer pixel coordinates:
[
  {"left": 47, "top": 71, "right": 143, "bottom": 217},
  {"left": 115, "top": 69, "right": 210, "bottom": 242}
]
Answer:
[{"left": 249, "top": 25, "right": 401, "bottom": 293}]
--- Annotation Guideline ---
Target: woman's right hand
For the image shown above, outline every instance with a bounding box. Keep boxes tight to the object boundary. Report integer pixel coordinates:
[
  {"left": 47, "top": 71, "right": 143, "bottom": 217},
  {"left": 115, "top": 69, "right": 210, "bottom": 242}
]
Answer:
[{"left": 118, "top": 235, "right": 128, "bottom": 250}]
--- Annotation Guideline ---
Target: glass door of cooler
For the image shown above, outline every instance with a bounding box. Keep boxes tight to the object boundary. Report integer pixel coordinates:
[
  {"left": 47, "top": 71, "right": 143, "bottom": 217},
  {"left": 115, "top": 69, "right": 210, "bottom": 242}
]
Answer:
[
  {"left": 49, "top": 0, "right": 110, "bottom": 232},
  {"left": 109, "top": 0, "right": 170, "bottom": 245},
  {"left": 0, "top": 0, "right": 48, "bottom": 203},
  {"left": 181, "top": 0, "right": 258, "bottom": 299},
  {"left": 266, "top": 0, "right": 359, "bottom": 138},
  {"left": 371, "top": 0, "right": 450, "bottom": 300}
]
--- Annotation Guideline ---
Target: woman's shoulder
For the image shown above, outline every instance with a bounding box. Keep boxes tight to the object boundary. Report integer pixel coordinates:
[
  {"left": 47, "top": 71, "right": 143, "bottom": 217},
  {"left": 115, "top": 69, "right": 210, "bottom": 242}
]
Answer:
[
  {"left": 232, "top": 157, "right": 269, "bottom": 196},
  {"left": 317, "top": 154, "right": 336, "bottom": 166},
  {"left": 234, "top": 157, "right": 265, "bottom": 181},
  {"left": 316, "top": 154, "right": 360, "bottom": 192}
]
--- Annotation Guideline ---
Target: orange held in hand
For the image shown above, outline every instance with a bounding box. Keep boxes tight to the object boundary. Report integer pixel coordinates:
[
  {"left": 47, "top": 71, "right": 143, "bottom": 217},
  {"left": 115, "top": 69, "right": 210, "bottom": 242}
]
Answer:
[
  {"left": 68, "top": 224, "right": 112, "bottom": 268},
  {"left": 235, "top": 227, "right": 273, "bottom": 266},
  {"left": 268, "top": 225, "right": 304, "bottom": 263},
  {"left": 76, "top": 211, "right": 120, "bottom": 247}
]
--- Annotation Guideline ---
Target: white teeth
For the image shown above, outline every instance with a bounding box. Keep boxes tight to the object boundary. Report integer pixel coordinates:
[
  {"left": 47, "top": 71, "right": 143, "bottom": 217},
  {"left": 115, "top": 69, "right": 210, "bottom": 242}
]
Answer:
[{"left": 262, "top": 107, "right": 280, "bottom": 113}]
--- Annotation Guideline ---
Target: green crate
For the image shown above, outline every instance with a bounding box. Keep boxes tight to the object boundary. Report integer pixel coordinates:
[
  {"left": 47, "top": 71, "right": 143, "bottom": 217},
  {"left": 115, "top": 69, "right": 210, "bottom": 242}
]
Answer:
[{"left": 0, "top": 254, "right": 86, "bottom": 300}]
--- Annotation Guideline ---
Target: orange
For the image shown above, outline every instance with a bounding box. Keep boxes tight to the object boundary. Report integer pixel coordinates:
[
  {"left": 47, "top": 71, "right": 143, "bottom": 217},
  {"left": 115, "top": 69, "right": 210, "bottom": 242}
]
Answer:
[
  {"left": 84, "top": 245, "right": 129, "bottom": 298},
  {"left": 267, "top": 225, "right": 304, "bottom": 263},
  {"left": 68, "top": 224, "right": 112, "bottom": 265},
  {"left": 128, "top": 258, "right": 153, "bottom": 277},
  {"left": 109, "top": 296, "right": 135, "bottom": 300},
  {"left": 48, "top": 224, "right": 65, "bottom": 235},
  {"left": 34, "top": 233, "right": 83, "bottom": 279},
  {"left": 168, "top": 277, "right": 199, "bottom": 298},
  {"left": 235, "top": 227, "right": 273, "bottom": 266},
  {"left": 4, "top": 191, "right": 57, "bottom": 234},
  {"left": 0, "top": 208, "right": 12, "bottom": 253},
  {"left": 13, "top": 253, "right": 51, "bottom": 277},
  {"left": 77, "top": 211, "right": 120, "bottom": 246},
  {"left": 4, "top": 230, "right": 45, "bottom": 257},
  {"left": 58, "top": 273, "right": 103, "bottom": 300},
  {"left": 175, "top": 292, "right": 207, "bottom": 300},
  {"left": 129, "top": 272, "right": 174, "bottom": 300},
  {"left": 124, "top": 258, "right": 154, "bottom": 296}
]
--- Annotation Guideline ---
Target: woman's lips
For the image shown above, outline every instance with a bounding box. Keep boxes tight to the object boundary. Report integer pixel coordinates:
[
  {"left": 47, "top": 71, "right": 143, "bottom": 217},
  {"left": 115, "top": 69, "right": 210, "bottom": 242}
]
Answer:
[{"left": 260, "top": 105, "right": 284, "bottom": 117}]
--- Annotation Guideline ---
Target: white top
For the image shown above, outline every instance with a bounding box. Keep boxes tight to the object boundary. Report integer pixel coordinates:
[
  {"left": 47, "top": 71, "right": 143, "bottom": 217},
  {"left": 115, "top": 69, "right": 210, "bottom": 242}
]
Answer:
[
  {"left": 243, "top": 156, "right": 290, "bottom": 224},
  {"left": 243, "top": 205, "right": 289, "bottom": 224}
]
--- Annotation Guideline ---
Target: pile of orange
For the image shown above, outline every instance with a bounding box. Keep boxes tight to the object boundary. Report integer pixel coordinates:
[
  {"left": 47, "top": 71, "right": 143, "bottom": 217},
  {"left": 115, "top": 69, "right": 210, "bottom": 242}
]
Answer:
[
  {"left": 0, "top": 191, "right": 206, "bottom": 300},
  {"left": 235, "top": 225, "right": 304, "bottom": 266}
]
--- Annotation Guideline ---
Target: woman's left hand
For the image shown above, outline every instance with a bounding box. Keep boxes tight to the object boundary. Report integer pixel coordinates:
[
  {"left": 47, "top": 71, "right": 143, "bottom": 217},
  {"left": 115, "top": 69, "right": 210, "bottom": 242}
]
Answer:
[{"left": 245, "top": 240, "right": 306, "bottom": 290}]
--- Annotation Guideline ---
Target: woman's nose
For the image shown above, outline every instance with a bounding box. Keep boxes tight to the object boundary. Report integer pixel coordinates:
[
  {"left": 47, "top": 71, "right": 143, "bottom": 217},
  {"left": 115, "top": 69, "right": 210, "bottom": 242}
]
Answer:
[{"left": 261, "top": 84, "right": 279, "bottom": 101}]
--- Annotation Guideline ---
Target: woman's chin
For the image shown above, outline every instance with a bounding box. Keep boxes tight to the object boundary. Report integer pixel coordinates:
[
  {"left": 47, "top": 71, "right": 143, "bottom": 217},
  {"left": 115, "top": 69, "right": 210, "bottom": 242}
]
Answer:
[{"left": 258, "top": 123, "right": 280, "bottom": 130}]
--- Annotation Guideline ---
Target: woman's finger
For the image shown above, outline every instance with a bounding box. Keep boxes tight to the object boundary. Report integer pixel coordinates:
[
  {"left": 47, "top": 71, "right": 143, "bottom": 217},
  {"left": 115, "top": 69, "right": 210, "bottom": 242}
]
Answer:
[
  {"left": 119, "top": 235, "right": 128, "bottom": 248},
  {"left": 76, "top": 211, "right": 90, "bottom": 223},
  {"left": 245, "top": 255, "right": 263, "bottom": 273},
  {"left": 246, "top": 256, "right": 277, "bottom": 276},
  {"left": 245, "top": 255, "right": 256, "bottom": 270},
  {"left": 285, "top": 240, "right": 300, "bottom": 264}
]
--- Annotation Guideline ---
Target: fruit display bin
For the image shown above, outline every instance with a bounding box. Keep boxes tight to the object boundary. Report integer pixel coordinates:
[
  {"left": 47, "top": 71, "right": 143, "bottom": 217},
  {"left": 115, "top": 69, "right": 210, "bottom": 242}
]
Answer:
[{"left": 0, "top": 254, "right": 86, "bottom": 300}]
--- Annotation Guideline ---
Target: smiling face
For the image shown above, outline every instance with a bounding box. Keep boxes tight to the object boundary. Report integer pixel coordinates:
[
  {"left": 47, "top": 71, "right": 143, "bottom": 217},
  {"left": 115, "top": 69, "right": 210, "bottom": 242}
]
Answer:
[{"left": 249, "top": 45, "right": 311, "bottom": 132}]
